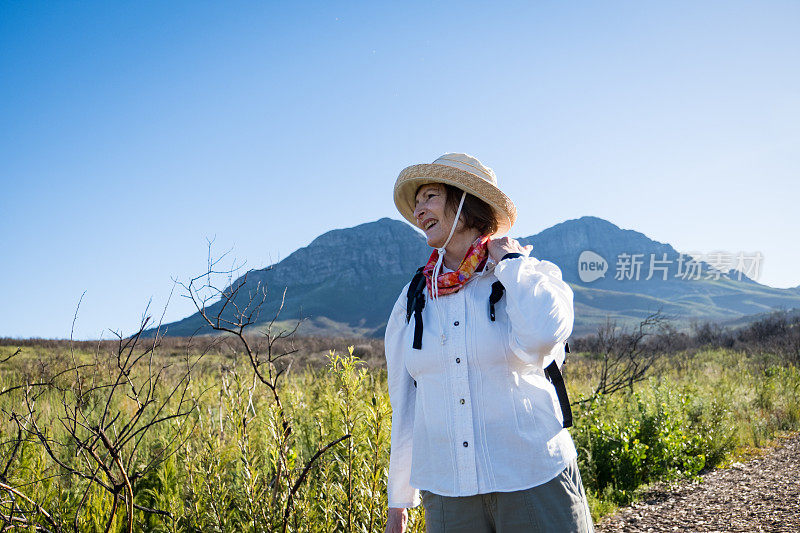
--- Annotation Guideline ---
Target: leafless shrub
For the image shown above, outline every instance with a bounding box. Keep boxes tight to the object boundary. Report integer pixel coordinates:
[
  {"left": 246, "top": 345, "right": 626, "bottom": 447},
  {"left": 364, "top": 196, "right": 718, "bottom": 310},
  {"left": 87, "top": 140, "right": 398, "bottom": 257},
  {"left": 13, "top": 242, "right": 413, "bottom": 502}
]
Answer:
[
  {"left": 1, "top": 340, "right": 94, "bottom": 531},
  {"left": 734, "top": 309, "right": 800, "bottom": 363},
  {"left": 177, "top": 241, "right": 351, "bottom": 532},
  {"left": 685, "top": 309, "right": 800, "bottom": 364},
  {"left": 575, "top": 309, "right": 671, "bottom": 404},
  {"left": 645, "top": 321, "right": 693, "bottom": 355},
  {"left": 0, "top": 351, "right": 63, "bottom": 532},
  {"left": 16, "top": 312, "right": 198, "bottom": 532},
  {"left": 691, "top": 320, "right": 731, "bottom": 348}
]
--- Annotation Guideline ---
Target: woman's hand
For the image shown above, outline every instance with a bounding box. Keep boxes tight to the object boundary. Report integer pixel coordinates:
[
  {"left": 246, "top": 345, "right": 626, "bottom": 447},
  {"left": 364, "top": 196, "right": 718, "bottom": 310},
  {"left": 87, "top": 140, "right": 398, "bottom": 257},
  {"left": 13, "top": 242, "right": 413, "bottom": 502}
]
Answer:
[
  {"left": 487, "top": 236, "right": 533, "bottom": 263},
  {"left": 386, "top": 507, "right": 408, "bottom": 533}
]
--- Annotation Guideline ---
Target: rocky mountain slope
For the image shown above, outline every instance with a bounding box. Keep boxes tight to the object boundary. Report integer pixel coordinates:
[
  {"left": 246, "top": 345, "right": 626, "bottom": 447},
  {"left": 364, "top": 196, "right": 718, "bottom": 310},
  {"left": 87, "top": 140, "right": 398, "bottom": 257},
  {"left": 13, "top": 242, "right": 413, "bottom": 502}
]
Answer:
[{"left": 154, "top": 216, "right": 800, "bottom": 338}]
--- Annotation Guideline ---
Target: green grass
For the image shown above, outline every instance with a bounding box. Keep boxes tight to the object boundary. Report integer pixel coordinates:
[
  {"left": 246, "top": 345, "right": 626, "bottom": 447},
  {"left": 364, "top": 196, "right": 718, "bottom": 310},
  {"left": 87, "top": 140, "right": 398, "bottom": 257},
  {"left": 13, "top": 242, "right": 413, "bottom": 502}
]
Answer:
[{"left": 0, "top": 343, "right": 798, "bottom": 531}]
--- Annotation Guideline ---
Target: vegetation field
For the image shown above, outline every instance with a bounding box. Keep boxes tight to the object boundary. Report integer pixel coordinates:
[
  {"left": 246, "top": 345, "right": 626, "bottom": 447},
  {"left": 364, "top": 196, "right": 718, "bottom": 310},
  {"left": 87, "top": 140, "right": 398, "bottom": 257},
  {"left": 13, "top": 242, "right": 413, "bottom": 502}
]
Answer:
[{"left": 1, "top": 328, "right": 799, "bottom": 532}]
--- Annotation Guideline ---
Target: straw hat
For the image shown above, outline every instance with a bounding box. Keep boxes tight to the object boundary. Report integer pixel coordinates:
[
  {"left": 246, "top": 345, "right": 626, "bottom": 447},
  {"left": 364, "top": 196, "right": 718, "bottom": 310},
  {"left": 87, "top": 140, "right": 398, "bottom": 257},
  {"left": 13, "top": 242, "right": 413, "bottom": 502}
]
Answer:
[{"left": 393, "top": 153, "right": 517, "bottom": 236}]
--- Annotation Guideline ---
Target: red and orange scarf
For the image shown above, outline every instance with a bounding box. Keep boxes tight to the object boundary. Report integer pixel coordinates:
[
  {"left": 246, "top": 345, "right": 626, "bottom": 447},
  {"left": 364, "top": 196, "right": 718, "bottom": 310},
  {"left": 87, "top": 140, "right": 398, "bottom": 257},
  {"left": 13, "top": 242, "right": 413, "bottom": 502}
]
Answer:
[{"left": 422, "top": 235, "right": 490, "bottom": 298}]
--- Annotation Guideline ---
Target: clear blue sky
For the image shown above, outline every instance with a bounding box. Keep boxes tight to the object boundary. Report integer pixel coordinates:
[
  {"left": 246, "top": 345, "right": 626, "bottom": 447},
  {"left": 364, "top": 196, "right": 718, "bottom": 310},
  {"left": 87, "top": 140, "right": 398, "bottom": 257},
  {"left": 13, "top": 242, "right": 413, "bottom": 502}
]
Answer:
[{"left": 2, "top": 1, "right": 798, "bottom": 339}]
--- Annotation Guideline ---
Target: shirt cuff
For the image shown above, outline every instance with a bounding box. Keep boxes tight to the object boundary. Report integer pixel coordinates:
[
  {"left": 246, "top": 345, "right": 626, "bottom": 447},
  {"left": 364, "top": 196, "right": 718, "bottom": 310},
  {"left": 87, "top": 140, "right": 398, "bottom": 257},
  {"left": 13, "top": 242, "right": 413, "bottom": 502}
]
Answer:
[{"left": 388, "top": 489, "right": 421, "bottom": 509}]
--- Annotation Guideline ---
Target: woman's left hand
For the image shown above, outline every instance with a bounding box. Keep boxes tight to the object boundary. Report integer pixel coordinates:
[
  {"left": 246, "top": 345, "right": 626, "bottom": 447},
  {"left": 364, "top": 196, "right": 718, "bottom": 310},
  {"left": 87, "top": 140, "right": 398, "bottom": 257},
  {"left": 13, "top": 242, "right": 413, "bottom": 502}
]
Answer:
[{"left": 487, "top": 237, "right": 533, "bottom": 263}]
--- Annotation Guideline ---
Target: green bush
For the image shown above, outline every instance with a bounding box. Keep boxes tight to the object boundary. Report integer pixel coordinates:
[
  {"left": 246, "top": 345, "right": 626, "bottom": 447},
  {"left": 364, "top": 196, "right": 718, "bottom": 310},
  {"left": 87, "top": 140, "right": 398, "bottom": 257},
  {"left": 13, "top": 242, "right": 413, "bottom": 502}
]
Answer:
[
  {"left": 574, "top": 384, "right": 714, "bottom": 504},
  {"left": 572, "top": 349, "right": 800, "bottom": 511}
]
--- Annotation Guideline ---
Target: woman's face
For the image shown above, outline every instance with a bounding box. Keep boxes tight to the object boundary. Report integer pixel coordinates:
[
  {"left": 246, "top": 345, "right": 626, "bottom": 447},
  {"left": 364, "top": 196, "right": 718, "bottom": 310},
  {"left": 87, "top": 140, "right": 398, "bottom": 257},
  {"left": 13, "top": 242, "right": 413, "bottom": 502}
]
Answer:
[{"left": 413, "top": 183, "right": 462, "bottom": 248}]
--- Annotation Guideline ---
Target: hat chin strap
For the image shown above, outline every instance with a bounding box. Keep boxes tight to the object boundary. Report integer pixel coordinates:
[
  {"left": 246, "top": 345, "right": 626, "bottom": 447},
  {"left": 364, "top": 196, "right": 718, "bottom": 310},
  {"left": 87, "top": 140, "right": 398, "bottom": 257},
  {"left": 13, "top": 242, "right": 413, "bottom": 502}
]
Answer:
[
  {"left": 430, "top": 190, "right": 466, "bottom": 346},
  {"left": 431, "top": 190, "right": 466, "bottom": 302}
]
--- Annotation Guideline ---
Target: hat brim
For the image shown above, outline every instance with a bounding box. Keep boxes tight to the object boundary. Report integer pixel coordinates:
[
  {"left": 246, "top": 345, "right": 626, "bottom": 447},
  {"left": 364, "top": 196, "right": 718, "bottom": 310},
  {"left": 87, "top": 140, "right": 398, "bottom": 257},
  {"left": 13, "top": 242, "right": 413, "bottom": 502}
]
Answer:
[{"left": 393, "top": 163, "right": 517, "bottom": 236}]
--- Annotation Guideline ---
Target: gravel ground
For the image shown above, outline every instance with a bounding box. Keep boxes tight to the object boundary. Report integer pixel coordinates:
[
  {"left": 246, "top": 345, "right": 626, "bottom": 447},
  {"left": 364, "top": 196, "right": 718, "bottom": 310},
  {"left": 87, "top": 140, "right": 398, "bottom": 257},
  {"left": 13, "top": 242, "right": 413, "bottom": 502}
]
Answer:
[{"left": 596, "top": 433, "right": 800, "bottom": 533}]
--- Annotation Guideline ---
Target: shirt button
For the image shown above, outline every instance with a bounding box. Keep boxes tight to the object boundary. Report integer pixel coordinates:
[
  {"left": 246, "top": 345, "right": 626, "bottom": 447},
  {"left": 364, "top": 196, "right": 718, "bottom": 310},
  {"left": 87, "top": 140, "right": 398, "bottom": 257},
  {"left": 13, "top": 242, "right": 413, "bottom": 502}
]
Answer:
[
  {"left": 460, "top": 399, "right": 465, "bottom": 405},
  {"left": 455, "top": 357, "right": 461, "bottom": 364},
  {"left": 463, "top": 441, "right": 469, "bottom": 447},
  {"left": 454, "top": 321, "right": 459, "bottom": 326}
]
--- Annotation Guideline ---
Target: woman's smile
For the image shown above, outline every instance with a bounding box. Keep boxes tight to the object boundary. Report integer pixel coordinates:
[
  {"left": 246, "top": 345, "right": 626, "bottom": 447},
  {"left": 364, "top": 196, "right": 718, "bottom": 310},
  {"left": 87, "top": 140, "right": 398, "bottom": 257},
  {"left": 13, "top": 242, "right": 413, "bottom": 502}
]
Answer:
[
  {"left": 414, "top": 184, "right": 456, "bottom": 248},
  {"left": 422, "top": 218, "right": 438, "bottom": 231},
  {"left": 422, "top": 219, "right": 445, "bottom": 246}
]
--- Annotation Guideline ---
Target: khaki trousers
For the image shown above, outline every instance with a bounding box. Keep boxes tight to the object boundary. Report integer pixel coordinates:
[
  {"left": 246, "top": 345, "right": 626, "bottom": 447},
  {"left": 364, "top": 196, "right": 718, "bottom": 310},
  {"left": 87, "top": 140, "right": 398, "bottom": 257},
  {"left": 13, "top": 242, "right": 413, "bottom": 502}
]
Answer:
[{"left": 420, "top": 458, "right": 594, "bottom": 533}]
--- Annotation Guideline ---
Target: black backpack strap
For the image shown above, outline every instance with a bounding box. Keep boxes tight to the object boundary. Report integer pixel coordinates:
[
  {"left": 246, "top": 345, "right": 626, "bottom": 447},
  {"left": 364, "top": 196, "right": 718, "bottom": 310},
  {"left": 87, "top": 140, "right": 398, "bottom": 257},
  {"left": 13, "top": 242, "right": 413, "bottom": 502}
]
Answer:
[
  {"left": 406, "top": 267, "right": 424, "bottom": 322},
  {"left": 489, "top": 281, "right": 504, "bottom": 321},
  {"left": 544, "top": 354, "right": 573, "bottom": 428},
  {"left": 406, "top": 267, "right": 427, "bottom": 350}
]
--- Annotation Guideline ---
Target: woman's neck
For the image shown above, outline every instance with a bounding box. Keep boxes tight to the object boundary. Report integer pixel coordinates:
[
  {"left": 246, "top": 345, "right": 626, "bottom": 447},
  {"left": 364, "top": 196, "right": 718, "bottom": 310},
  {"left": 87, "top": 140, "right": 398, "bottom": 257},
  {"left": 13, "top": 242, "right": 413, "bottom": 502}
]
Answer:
[{"left": 441, "top": 228, "right": 482, "bottom": 271}]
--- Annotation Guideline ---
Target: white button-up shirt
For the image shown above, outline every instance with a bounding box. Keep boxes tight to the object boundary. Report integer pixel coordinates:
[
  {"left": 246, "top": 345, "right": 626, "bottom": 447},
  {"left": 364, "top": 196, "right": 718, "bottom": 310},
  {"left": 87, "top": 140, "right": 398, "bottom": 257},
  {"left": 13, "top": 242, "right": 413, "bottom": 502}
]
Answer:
[{"left": 384, "top": 255, "right": 577, "bottom": 508}]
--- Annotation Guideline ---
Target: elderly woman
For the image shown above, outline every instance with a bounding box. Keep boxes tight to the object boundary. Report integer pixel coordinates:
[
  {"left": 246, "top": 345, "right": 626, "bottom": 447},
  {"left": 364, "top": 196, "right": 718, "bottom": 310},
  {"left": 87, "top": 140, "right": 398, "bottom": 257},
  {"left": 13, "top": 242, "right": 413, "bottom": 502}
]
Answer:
[{"left": 384, "top": 154, "right": 594, "bottom": 533}]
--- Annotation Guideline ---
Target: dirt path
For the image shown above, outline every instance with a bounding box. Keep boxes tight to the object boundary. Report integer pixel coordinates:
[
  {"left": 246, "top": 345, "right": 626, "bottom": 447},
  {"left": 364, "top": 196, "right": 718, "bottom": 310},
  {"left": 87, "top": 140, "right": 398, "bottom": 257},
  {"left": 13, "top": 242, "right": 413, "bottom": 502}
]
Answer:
[{"left": 597, "top": 433, "right": 800, "bottom": 532}]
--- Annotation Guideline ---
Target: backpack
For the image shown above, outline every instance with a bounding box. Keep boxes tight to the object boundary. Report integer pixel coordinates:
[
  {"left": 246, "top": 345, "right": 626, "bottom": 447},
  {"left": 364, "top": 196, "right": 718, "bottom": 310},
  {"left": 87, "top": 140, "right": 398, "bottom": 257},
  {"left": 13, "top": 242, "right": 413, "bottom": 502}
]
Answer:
[{"left": 404, "top": 266, "right": 574, "bottom": 428}]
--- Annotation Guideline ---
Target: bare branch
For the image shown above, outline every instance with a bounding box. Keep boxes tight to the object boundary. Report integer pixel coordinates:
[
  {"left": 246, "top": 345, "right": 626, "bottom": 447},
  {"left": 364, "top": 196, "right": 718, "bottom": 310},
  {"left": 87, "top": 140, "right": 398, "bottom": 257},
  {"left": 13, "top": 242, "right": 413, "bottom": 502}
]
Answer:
[
  {"left": 576, "top": 308, "right": 671, "bottom": 405},
  {"left": 0, "top": 347, "right": 21, "bottom": 365},
  {"left": 281, "top": 434, "right": 351, "bottom": 533}
]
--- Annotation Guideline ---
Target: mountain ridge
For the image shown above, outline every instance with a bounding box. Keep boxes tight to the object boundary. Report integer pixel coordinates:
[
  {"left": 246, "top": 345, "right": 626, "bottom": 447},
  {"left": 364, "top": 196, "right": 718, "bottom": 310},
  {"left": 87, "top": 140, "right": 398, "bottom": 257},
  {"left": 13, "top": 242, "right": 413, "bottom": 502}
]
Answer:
[{"left": 152, "top": 216, "right": 800, "bottom": 339}]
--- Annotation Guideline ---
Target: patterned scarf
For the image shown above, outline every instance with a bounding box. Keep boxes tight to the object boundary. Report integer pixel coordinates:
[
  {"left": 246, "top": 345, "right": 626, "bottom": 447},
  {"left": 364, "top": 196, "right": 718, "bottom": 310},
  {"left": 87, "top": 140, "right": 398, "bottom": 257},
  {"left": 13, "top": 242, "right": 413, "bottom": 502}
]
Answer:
[{"left": 423, "top": 235, "right": 490, "bottom": 298}]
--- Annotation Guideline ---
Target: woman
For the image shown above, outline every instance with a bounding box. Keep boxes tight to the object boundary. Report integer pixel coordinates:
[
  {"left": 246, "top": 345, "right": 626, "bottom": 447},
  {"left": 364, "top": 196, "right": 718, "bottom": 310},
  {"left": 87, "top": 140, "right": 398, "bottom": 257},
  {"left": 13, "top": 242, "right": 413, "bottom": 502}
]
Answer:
[{"left": 384, "top": 153, "right": 594, "bottom": 533}]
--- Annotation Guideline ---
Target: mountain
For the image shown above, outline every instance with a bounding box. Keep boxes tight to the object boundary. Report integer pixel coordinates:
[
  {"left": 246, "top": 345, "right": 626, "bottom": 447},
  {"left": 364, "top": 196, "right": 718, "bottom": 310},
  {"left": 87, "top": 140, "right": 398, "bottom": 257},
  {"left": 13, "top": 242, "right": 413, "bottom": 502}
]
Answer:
[
  {"left": 153, "top": 216, "right": 800, "bottom": 339},
  {"left": 519, "top": 216, "right": 798, "bottom": 335},
  {"left": 155, "top": 218, "right": 429, "bottom": 338}
]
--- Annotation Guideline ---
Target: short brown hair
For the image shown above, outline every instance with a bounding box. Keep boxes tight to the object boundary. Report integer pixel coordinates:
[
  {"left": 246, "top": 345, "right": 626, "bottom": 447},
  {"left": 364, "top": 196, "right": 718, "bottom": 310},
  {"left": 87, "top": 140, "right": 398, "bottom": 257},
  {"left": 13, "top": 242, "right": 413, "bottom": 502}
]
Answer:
[{"left": 443, "top": 184, "right": 498, "bottom": 235}]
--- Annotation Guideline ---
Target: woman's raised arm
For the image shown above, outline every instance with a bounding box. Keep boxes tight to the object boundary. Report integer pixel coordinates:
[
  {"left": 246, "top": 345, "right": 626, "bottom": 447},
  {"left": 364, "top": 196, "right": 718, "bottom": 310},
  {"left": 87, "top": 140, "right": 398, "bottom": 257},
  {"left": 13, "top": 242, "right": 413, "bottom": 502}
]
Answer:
[{"left": 492, "top": 252, "right": 575, "bottom": 369}]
